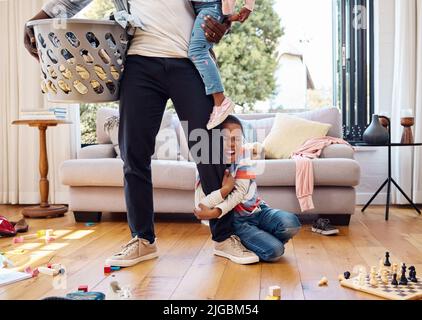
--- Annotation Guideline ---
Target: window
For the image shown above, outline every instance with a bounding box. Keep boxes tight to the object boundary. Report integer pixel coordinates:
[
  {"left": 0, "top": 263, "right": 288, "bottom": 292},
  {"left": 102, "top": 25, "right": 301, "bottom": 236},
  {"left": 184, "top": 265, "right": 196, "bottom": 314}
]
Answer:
[
  {"left": 336, "top": 0, "right": 374, "bottom": 142},
  {"left": 268, "top": 0, "right": 335, "bottom": 113}
]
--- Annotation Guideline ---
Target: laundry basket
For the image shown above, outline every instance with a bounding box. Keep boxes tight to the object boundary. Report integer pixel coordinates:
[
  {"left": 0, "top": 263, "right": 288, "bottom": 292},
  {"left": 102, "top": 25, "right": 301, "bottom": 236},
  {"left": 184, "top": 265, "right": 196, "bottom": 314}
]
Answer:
[{"left": 27, "top": 19, "right": 129, "bottom": 103}]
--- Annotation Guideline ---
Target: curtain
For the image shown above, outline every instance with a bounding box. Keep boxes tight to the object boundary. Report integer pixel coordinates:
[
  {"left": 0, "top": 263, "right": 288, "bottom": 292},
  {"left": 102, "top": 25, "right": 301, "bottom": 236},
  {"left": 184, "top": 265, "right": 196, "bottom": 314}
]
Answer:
[
  {"left": 0, "top": 0, "right": 80, "bottom": 205},
  {"left": 391, "top": 0, "right": 422, "bottom": 204}
]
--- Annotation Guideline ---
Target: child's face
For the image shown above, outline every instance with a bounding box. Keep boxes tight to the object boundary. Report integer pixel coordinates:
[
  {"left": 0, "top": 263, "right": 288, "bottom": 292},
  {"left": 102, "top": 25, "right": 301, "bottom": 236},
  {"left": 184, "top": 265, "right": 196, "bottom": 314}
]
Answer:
[{"left": 222, "top": 122, "right": 244, "bottom": 163}]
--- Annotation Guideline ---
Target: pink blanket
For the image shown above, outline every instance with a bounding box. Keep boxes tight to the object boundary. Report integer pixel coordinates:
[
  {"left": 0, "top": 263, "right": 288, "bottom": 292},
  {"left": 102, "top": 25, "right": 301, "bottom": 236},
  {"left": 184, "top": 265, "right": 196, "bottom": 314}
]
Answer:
[{"left": 291, "top": 137, "right": 351, "bottom": 212}]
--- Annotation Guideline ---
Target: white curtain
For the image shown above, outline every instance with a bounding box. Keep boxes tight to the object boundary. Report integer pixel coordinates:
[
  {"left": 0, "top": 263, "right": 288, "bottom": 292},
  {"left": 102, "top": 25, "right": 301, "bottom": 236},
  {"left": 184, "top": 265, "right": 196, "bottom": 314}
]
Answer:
[
  {"left": 0, "top": 0, "right": 80, "bottom": 205},
  {"left": 391, "top": 0, "right": 422, "bottom": 204}
]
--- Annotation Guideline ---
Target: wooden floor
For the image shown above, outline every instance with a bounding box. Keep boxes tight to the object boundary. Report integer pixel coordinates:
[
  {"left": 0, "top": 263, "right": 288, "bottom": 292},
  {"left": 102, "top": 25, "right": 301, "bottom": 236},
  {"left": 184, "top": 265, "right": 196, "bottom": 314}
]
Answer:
[{"left": 0, "top": 205, "right": 421, "bottom": 300}]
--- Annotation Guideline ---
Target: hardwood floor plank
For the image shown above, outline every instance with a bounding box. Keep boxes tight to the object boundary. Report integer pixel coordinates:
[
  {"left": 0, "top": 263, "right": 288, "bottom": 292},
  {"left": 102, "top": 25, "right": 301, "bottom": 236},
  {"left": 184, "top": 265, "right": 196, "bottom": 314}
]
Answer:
[{"left": 1, "top": 205, "right": 421, "bottom": 300}]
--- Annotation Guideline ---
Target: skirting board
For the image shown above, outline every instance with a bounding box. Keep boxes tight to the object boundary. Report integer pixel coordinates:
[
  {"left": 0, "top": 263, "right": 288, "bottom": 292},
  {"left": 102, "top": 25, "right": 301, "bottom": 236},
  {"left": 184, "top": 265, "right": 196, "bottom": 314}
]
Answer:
[{"left": 356, "top": 192, "right": 387, "bottom": 205}]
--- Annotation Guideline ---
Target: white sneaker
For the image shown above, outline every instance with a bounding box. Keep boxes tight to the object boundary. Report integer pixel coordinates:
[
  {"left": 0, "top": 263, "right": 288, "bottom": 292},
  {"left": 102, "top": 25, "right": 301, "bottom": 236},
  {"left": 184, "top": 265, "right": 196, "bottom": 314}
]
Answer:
[
  {"left": 214, "top": 235, "right": 259, "bottom": 264},
  {"left": 105, "top": 236, "right": 158, "bottom": 267}
]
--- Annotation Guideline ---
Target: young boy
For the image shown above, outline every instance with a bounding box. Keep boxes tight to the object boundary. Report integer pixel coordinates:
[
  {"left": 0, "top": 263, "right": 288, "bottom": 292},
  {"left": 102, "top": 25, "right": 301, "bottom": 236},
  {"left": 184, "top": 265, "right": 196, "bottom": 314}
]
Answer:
[
  {"left": 188, "top": 0, "right": 255, "bottom": 129},
  {"left": 194, "top": 115, "right": 301, "bottom": 261}
]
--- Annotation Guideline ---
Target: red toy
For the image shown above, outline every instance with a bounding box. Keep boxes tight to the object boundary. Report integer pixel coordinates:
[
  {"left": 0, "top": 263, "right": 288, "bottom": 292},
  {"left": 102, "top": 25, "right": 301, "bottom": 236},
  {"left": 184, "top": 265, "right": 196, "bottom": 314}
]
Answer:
[
  {"left": 78, "top": 285, "right": 88, "bottom": 292},
  {"left": 104, "top": 265, "right": 112, "bottom": 274}
]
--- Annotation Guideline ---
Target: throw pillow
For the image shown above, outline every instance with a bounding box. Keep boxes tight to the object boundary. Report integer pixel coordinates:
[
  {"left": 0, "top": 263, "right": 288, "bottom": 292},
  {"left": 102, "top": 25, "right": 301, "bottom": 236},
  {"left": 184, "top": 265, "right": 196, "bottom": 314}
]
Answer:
[
  {"left": 103, "top": 111, "right": 181, "bottom": 160},
  {"left": 263, "top": 114, "right": 332, "bottom": 159}
]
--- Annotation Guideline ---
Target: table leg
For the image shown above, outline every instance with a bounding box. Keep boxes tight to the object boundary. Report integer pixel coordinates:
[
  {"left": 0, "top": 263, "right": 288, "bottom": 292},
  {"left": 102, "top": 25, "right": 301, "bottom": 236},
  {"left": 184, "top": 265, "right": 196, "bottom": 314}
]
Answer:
[
  {"left": 22, "top": 125, "right": 68, "bottom": 218},
  {"left": 391, "top": 178, "right": 421, "bottom": 214},
  {"left": 39, "top": 125, "right": 49, "bottom": 208},
  {"left": 385, "top": 178, "right": 391, "bottom": 221},
  {"left": 361, "top": 179, "right": 388, "bottom": 213}
]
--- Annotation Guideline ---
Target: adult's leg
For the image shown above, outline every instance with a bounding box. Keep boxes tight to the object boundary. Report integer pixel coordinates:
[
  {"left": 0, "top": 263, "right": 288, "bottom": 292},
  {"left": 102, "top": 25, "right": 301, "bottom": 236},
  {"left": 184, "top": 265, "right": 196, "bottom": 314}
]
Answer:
[
  {"left": 233, "top": 218, "right": 285, "bottom": 262},
  {"left": 257, "top": 205, "right": 301, "bottom": 244},
  {"left": 119, "top": 55, "right": 169, "bottom": 243},
  {"left": 167, "top": 58, "right": 233, "bottom": 242}
]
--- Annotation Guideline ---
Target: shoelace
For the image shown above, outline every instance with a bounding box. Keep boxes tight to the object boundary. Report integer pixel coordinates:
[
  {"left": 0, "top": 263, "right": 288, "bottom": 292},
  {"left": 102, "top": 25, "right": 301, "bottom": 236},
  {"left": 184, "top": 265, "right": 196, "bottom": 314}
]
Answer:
[
  {"left": 317, "top": 219, "right": 331, "bottom": 230},
  {"left": 118, "top": 237, "right": 139, "bottom": 255},
  {"left": 230, "top": 235, "right": 250, "bottom": 255}
]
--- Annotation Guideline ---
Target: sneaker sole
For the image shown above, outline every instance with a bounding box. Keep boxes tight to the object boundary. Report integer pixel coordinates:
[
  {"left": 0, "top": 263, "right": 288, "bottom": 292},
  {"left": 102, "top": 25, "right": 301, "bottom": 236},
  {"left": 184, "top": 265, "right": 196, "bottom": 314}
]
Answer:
[
  {"left": 311, "top": 227, "right": 339, "bottom": 236},
  {"left": 206, "top": 101, "right": 236, "bottom": 130},
  {"left": 213, "top": 249, "right": 259, "bottom": 265},
  {"left": 105, "top": 251, "right": 159, "bottom": 267}
]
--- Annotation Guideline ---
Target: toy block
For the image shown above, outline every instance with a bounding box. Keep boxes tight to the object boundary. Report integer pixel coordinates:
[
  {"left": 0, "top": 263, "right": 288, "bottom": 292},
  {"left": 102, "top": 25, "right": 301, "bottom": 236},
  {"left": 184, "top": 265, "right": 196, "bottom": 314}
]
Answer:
[
  {"left": 13, "top": 237, "right": 24, "bottom": 244},
  {"left": 268, "top": 285, "right": 281, "bottom": 297},
  {"left": 111, "top": 266, "right": 121, "bottom": 271},
  {"left": 104, "top": 265, "right": 112, "bottom": 274},
  {"left": 78, "top": 285, "right": 88, "bottom": 292}
]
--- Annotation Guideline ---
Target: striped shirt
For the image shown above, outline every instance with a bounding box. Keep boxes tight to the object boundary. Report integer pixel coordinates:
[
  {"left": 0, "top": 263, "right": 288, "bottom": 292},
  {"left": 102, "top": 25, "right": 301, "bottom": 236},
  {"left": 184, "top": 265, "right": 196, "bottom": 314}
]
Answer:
[{"left": 195, "top": 153, "right": 263, "bottom": 218}]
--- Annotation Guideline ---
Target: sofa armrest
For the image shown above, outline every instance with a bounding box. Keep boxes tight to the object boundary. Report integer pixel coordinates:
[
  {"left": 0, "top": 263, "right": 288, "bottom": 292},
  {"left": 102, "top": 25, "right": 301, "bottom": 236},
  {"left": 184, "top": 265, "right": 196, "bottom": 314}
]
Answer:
[
  {"left": 77, "top": 144, "right": 117, "bottom": 159},
  {"left": 320, "top": 144, "right": 354, "bottom": 159}
]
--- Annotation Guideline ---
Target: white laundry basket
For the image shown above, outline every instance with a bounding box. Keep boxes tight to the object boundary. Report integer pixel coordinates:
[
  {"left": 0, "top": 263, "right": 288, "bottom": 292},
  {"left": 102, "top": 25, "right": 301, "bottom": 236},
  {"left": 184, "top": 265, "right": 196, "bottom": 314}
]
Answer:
[{"left": 28, "top": 19, "right": 129, "bottom": 103}]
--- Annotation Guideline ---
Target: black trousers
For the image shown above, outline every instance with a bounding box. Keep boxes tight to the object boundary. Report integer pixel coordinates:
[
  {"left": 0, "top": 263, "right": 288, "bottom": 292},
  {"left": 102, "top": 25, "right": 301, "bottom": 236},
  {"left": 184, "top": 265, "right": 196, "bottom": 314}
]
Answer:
[{"left": 118, "top": 55, "right": 234, "bottom": 243}]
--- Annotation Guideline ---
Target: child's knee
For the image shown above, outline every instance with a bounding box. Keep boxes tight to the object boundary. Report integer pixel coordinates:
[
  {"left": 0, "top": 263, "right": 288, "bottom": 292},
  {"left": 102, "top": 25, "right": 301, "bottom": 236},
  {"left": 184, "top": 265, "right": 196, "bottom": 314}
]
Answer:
[{"left": 260, "top": 245, "right": 285, "bottom": 262}]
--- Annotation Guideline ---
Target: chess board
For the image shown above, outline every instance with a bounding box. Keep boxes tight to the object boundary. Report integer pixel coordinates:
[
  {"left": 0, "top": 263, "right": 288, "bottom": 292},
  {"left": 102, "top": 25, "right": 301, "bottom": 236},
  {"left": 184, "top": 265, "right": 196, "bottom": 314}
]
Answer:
[{"left": 341, "top": 274, "right": 422, "bottom": 300}]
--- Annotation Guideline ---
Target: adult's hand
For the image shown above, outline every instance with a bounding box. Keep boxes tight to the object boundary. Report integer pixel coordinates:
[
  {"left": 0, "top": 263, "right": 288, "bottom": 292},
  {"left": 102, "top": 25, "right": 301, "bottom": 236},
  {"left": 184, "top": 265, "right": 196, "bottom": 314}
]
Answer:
[
  {"left": 24, "top": 10, "right": 51, "bottom": 60},
  {"left": 202, "top": 16, "right": 231, "bottom": 44}
]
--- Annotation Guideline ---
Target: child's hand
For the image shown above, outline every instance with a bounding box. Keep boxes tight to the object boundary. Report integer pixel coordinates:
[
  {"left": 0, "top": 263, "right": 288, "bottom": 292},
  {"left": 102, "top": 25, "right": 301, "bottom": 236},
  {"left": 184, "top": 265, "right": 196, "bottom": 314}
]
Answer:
[
  {"left": 194, "top": 204, "right": 222, "bottom": 220},
  {"left": 229, "top": 7, "right": 252, "bottom": 23},
  {"left": 221, "top": 169, "right": 235, "bottom": 197}
]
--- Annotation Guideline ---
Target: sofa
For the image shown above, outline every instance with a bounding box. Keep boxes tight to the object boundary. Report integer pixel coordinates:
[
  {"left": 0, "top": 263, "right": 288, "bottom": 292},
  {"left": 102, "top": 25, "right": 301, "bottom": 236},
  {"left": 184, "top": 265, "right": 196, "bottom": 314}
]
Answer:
[{"left": 60, "top": 107, "right": 360, "bottom": 225}]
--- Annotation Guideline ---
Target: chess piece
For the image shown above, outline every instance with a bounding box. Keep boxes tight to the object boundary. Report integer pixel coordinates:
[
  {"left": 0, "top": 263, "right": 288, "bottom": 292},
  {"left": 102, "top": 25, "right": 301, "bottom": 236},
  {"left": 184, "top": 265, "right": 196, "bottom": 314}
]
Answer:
[
  {"left": 391, "top": 273, "right": 398, "bottom": 286},
  {"left": 378, "top": 259, "right": 384, "bottom": 276},
  {"left": 381, "top": 270, "right": 389, "bottom": 284},
  {"left": 344, "top": 271, "right": 351, "bottom": 280},
  {"left": 408, "top": 266, "right": 418, "bottom": 283},
  {"left": 369, "top": 272, "right": 378, "bottom": 287},
  {"left": 392, "top": 263, "right": 398, "bottom": 275},
  {"left": 384, "top": 252, "right": 391, "bottom": 267},
  {"left": 399, "top": 263, "right": 408, "bottom": 285},
  {"left": 358, "top": 272, "right": 366, "bottom": 286}
]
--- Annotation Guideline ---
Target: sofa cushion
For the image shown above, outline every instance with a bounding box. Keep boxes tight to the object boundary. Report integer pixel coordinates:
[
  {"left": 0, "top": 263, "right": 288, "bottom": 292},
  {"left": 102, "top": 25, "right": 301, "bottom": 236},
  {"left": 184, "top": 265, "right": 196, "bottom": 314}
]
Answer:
[
  {"left": 60, "top": 158, "right": 196, "bottom": 190},
  {"left": 61, "top": 158, "right": 359, "bottom": 190},
  {"left": 254, "top": 159, "right": 360, "bottom": 187},
  {"left": 263, "top": 114, "right": 332, "bottom": 159}
]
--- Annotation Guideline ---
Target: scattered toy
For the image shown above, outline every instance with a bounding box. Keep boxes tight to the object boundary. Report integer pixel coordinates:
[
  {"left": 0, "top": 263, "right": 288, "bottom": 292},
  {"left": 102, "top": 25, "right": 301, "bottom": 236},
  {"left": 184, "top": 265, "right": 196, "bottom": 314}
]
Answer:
[
  {"left": 104, "top": 265, "right": 112, "bottom": 274},
  {"left": 78, "top": 285, "right": 88, "bottom": 292},
  {"left": 265, "top": 285, "right": 281, "bottom": 300},
  {"left": 13, "top": 237, "right": 24, "bottom": 244},
  {"left": 38, "top": 266, "right": 59, "bottom": 276},
  {"left": 66, "top": 291, "right": 105, "bottom": 300},
  {"left": 85, "top": 223, "right": 96, "bottom": 227},
  {"left": 111, "top": 266, "right": 121, "bottom": 271},
  {"left": 318, "top": 277, "right": 328, "bottom": 286}
]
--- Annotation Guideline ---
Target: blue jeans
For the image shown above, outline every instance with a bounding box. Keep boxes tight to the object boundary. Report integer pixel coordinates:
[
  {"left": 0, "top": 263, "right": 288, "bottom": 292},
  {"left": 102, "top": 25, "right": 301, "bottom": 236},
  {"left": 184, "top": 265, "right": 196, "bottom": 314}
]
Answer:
[
  {"left": 233, "top": 204, "right": 301, "bottom": 262},
  {"left": 189, "top": 1, "right": 225, "bottom": 96}
]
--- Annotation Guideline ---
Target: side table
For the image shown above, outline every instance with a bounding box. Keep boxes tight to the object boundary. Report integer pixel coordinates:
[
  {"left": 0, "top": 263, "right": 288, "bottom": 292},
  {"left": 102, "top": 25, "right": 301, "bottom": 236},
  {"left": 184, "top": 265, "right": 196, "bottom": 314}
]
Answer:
[
  {"left": 354, "top": 142, "right": 422, "bottom": 221},
  {"left": 12, "top": 119, "right": 72, "bottom": 218}
]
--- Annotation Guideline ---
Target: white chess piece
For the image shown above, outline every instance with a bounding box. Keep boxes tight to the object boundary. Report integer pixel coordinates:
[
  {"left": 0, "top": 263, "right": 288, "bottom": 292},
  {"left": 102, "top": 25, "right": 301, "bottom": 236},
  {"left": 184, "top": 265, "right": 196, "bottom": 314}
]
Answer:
[{"left": 369, "top": 272, "right": 378, "bottom": 287}]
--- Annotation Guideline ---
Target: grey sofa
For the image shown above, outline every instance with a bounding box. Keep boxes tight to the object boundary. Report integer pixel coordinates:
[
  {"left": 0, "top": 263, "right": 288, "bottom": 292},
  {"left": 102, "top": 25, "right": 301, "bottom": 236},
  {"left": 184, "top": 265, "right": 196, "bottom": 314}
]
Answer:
[{"left": 60, "top": 107, "right": 360, "bottom": 225}]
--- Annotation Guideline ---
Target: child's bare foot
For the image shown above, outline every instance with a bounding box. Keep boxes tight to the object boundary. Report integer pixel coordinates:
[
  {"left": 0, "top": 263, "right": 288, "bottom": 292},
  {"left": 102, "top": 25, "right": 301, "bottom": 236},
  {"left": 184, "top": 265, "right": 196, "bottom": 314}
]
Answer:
[{"left": 206, "top": 97, "right": 235, "bottom": 130}]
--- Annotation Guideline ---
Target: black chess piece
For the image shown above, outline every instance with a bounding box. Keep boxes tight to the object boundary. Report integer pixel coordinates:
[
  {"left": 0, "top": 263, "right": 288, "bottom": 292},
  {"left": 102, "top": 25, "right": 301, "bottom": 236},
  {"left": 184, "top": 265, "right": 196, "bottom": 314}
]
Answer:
[
  {"left": 391, "top": 273, "right": 398, "bottom": 286},
  {"left": 399, "top": 263, "right": 408, "bottom": 285},
  {"left": 408, "top": 266, "right": 418, "bottom": 283},
  {"left": 384, "top": 252, "right": 391, "bottom": 267},
  {"left": 344, "top": 271, "right": 351, "bottom": 280}
]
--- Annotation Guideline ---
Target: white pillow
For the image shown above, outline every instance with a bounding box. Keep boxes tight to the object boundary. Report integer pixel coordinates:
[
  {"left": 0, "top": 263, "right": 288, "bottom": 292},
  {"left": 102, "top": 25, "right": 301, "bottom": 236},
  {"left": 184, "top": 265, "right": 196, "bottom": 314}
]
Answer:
[
  {"left": 104, "top": 111, "right": 181, "bottom": 160},
  {"left": 263, "top": 114, "right": 332, "bottom": 159}
]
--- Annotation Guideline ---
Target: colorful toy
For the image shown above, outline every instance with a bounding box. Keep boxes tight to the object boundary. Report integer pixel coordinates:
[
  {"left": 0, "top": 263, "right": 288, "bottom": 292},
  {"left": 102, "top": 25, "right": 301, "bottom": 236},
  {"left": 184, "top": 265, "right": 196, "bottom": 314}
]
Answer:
[
  {"left": 78, "top": 285, "right": 88, "bottom": 292},
  {"left": 104, "top": 265, "right": 112, "bottom": 274}
]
